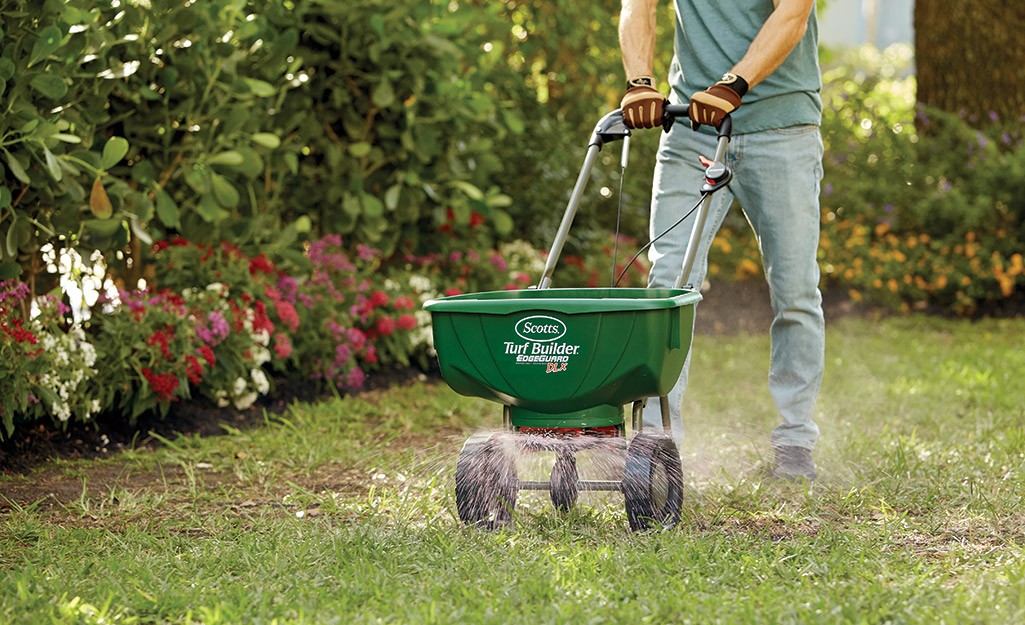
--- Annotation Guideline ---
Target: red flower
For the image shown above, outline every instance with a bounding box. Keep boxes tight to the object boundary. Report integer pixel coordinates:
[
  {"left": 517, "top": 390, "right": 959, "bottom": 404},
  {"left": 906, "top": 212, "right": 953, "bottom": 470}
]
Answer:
[
  {"left": 469, "top": 211, "right": 485, "bottom": 227},
  {"left": 273, "top": 333, "right": 292, "bottom": 359},
  {"left": 1, "top": 318, "right": 39, "bottom": 345},
  {"left": 514, "top": 272, "right": 532, "bottom": 285},
  {"left": 370, "top": 290, "right": 390, "bottom": 308},
  {"left": 197, "top": 344, "right": 216, "bottom": 367},
  {"left": 142, "top": 368, "right": 179, "bottom": 403},
  {"left": 184, "top": 355, "right": 203, "bottom": 385},
  {"left": 146, "top": 328, "right": 173, "bottom": 360},
  {"left": 376, "top": 317, "right": 396, "bottom": 336},
  {"left": 444, "top": 287, "right": 462, "bottom": 297},
  {"left": 274, "top": 300, "right": 300, "bottom": 333},
  {"left": 249, "top": 253, "right": 276, "bottom": 275},
  {"left": 397, "top": 314, "right": 417, "bottom": 331},
  {"left": 252, "top": 300, "right": 275, "bottom": 334},
  {"left": 152, "top": 241, "right": 170, "bottom": 252},
  {"left": 221, "top": 240, "right": 244, "bottom": 259},
  {"left": 365, "top": 345, "right": 378, "bottom": 364},
  {"left": 393, "top": 295, "right": 415, "bottom": 310}
]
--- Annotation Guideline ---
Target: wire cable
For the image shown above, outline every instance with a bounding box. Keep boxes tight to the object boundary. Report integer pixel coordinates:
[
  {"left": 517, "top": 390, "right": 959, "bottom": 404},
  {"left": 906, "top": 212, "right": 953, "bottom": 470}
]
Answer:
[
  {"left": 613, "top": 192, "right": 710, "bottom": 288},
  {"left": 610, "top": 161, "right": 626, "bottom": 287}
]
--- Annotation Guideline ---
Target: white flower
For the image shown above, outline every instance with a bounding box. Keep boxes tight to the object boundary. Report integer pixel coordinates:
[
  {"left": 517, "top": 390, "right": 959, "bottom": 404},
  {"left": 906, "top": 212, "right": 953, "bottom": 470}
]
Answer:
[
  {"left": 233, "top": 377, "right": 247, "bottom": 396},
  {"left": 206, "top": 282, "right": 227, "bottom": 294},
  {"left": 251, "top": 345, "right": 271, "bottom": 366},
  {"left": 53, "top": 401, "right": 71, "bottom": 422},
  {"left": 251, "top": 368, "right": 270, "bottom": 395},
  {"left": 408, "top": 275, "right": 432, "bottom": 293},
  {"left": 80, "top": 341, "right": 97, "bottom": 368},
  {"left": 233, "top": 391, "right": 257, "bottom": 410},
  {"left": 252, "top": 329, "right": 270, "bottom": 347}
]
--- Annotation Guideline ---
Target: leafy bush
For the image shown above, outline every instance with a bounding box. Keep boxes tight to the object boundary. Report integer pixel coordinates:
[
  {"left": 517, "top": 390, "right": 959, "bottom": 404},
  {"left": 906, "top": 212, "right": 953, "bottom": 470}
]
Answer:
[
  {"left": 817, "top": 45, "right": 1025, "bottom": 313},
  {"left": 705, "top": 44, "right": 1025, "bottom": 314}
]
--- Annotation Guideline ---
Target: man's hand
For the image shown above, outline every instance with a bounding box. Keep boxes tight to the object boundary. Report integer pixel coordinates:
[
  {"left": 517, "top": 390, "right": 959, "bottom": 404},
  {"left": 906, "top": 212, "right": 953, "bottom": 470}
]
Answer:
[
  {"left": 689, "top": 73, "right": 748, "bottom": 129},
  {"left": 621, "top": 76, "right": 666, "bottom": 129}
]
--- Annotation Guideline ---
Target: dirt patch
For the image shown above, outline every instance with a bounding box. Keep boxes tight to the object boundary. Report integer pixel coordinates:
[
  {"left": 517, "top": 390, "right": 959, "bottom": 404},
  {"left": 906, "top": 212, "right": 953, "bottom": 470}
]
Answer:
[{"left": 693, "top": 280, "right": 886, "bottom": 335}]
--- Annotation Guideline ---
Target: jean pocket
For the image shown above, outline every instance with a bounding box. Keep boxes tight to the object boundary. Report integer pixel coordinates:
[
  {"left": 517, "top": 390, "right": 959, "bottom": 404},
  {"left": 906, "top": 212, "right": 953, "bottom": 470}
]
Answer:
[{"left": 770, "top": 124, "right": 819, "bottom": 135}]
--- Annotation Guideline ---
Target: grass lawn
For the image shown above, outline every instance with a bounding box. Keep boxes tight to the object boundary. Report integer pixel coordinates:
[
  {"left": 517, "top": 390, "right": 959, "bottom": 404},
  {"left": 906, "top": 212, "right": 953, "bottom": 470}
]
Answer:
[{"left": 2, "top": 316, "right": 1025, "bottom": 624}]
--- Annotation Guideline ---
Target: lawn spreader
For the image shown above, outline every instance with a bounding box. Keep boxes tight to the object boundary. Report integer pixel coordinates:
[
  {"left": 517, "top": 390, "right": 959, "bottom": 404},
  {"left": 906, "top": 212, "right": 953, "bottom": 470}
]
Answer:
[{"left": 424, "top": 105, "right": 734, "bottom": 531}]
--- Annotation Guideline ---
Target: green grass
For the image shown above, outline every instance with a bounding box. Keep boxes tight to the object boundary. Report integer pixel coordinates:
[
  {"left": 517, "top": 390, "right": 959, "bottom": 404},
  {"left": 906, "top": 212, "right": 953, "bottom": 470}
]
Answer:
[{"left": 3, "top": 316, "right": 1025, "bottom": 624}]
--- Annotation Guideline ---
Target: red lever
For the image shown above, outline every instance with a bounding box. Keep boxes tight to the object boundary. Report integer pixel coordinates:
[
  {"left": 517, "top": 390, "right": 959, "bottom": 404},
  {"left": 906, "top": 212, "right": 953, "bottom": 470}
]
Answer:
[{"left": 698, "top": 155, "right": 714, "bottom": 167}]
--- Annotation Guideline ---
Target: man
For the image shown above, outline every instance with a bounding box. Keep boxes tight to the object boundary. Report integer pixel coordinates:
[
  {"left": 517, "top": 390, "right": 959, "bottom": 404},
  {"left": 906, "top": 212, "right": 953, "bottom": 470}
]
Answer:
[{"left": 618, "top": 0, "right": 824, "bottom": 480}]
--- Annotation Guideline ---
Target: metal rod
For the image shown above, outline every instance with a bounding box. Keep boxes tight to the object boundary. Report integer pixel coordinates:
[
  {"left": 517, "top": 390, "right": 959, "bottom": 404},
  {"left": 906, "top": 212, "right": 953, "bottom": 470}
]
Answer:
[
  {"left": 519, "top": 481, "right": 551, "bottom": 491},
  {"left": 673, "top": 134, "right": 731, "bottom": 290},
  {"left": 632, "top": 400, "right": 644, "bottom": 434},
  {"left": 659, "top": 395, "right": 671, "bottom": 433},
  {"left": 538, "top": 145, "right": 601, "bottom": 289},
  {"left": 503, "top": 405, "right": 512, "bottom": 431},
  {"left": 518, "top": 480, "right": 622, "bottom": 492},
  {"left": 578, "top": 480, "right": 623, "bottom": 491}
]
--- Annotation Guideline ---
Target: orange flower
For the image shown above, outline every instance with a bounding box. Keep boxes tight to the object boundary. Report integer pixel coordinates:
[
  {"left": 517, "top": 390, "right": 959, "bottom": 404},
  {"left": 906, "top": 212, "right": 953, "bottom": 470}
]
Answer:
[
  {"left": 998, "top": 275, "right": 1014, "bottom": 297},
  {"left": 1010, "top": 253, "right": 1024, "bottom": 276}
]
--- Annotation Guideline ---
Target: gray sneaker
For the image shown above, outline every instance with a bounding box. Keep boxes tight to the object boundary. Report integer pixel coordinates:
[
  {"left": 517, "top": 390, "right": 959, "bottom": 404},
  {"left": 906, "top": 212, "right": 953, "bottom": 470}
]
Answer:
[{"left": 772, "top": 446, "right": 817, "bottom": 481}]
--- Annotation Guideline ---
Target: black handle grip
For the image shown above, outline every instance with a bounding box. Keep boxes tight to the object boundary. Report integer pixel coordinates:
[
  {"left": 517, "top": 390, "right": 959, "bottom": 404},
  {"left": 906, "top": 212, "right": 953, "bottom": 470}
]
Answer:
[{"left": 662, "top": 103, "right": 733, "bottom": 140}]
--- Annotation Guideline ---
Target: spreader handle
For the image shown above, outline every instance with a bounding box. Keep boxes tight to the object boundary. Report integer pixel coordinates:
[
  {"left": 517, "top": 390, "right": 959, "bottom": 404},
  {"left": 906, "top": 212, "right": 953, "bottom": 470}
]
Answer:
[{"left": 663, "top": 104, "right": 733, "bottom": 140}]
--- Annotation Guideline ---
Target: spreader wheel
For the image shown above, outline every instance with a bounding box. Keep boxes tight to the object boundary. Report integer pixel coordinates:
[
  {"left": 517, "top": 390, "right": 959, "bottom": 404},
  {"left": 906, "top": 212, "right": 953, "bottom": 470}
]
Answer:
[
  {"left": 454, "top": 433, "right": 518, "bottom": 529},
  {"left": 622, "top": 432, "right": 683, "bottom": 531},
  {"left": 549, "top": 451, "right": 579, "bottom": 512}
]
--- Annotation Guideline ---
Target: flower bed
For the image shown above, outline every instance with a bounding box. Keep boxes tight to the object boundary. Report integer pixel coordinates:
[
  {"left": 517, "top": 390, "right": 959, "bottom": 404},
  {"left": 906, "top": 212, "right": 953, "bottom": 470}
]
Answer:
[{"left": 1, "top": 235, "right": 644, "bottom": 440}]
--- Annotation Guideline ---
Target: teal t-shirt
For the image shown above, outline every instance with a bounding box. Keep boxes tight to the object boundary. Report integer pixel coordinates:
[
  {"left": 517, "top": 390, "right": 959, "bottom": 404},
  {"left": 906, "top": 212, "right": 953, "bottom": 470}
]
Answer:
[{"left": 669, "top": 0, "right": 822, "bottom": 134}]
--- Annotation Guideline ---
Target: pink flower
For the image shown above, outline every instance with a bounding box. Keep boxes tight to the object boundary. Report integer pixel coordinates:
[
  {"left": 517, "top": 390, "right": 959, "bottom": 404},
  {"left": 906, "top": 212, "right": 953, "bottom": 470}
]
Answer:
[
  {"left": 346, "top": 367, "right": 365, "bottom": 389},
  {"left": 274, "top": 300, "right": 300, "bottom": 333},
  {"left": 274, "top": 333, "right": 292, "bottom": 359},
  {"left": 376, "top": 317, "right": 396, "bottom": 336},
  {"left": 357, "top": 244, "right": 378, "bottom": 261},
  {"left": 393, "top": 296, "right": 415, "bottom": 310},
  {"left": 488, "top": 255, "right": 507, "bottom": 272},
  {"left": 370, "top": 290, "right": 390, "bottom": 307},
  {"left": 444, "top": 287, "right": 462, "bottom": 297},
  {"left": 197, "top": 311, "right": 230, "bottom": 346},
  {"left": 397, "top": 314, "right": 416, "bottom": 331}
]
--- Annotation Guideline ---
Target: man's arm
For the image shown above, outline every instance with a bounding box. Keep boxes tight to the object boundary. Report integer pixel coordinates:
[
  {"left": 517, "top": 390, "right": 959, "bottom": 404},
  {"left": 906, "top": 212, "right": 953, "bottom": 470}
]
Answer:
[
  {"left": 731, "top": 0, "right": 815, "bottom": 88},
  {"left": 619, "top": 0, "right": 659, "bottom": 81},
  {"left": 618, "top": 0, "right": 664, "bottom": 128}
]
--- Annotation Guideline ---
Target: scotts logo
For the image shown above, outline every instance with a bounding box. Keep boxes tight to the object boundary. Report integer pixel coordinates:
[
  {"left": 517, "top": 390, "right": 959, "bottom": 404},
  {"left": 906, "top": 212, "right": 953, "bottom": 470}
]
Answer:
[{"left": 514, "top": 315, "right": 567, "bottom": 342}]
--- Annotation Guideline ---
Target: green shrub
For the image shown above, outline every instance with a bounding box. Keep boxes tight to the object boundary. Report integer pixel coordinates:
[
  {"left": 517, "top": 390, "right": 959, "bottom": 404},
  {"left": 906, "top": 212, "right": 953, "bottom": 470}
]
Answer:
[{"left": 706, "top": 44, "right": 1025, "bottom": 314}]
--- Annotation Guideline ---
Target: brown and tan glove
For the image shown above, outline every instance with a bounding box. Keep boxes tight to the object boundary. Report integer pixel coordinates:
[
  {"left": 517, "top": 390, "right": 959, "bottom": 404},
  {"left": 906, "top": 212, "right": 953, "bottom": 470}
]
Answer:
[
  {"left": 620, "top": 76, "right": 666, "bottom": 129},
  {"left": 689, "top": 73, "right": 748, "bottom": 130}
]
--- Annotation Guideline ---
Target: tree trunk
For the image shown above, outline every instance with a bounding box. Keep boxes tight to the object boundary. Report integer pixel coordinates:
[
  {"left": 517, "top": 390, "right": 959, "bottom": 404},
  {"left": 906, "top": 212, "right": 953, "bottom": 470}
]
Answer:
[{"left": 914, "top": 1, "right": 1025, "bottom": 125}]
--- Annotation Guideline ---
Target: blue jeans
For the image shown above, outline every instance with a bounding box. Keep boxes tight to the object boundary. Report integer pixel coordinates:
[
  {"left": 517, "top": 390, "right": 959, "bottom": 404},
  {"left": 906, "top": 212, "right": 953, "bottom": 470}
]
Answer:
[{"left": 641, "top": 124, "right": 825, "bottom": 451}]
